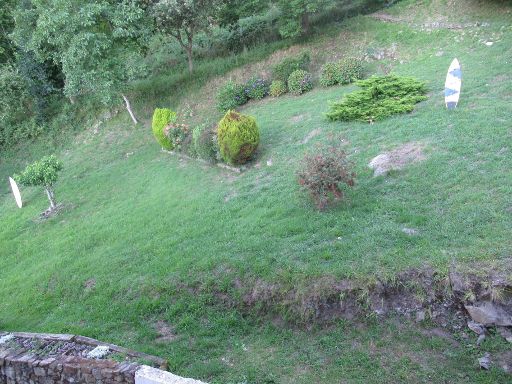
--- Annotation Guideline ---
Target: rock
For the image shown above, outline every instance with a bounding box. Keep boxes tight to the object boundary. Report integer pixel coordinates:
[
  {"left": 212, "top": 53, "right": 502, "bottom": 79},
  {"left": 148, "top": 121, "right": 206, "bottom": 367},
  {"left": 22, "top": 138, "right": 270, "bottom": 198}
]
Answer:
[
  {"left": 368, "top": 142, "right": 425, "bottom": 177},
  {"left": 478, "top": 353, "right": 491, "bottom": 370},
  {"left": 0, "top": 334, "right": 14, "bottom": 344},
  {"left": 497, "top": 326, "right": 512, "bottom": 343},
  {"left": 467, "top": 320, "right": 485, "bottom": 335},
  {"left": 449, "top": 270, "right": 467, "bottom": 294},
  {"left": 402, "top": 227, "right": 419, "bottom": 236},
  {"left": 485, "top": 41, "right": 493, "bottom": 46},
  {"left": 415, "top": 310, "right": 426, "bottom": 322},
  {"left": 465, "top": 302, "right": 512, "bottom": 326},
  {"left": 86, "top": 346, "right": 110, "bottom": 359},
  {"left": 266, "top": 159, "right": 273, "bottom": 167},
  {"left": 477, "top": 334, "right": 486, "bottom": 346}
]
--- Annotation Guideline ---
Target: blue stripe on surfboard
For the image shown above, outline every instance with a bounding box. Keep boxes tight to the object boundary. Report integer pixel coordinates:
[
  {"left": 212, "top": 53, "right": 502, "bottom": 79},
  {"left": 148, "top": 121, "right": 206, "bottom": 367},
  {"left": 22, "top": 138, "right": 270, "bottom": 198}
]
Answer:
[
  {"left": 449, "top": 68, "right": 462, "bottom": 79},
  {"left": 446, "top": 101, "right": 457, "bottom": 109},
  {"left": 444, "top": 88, "right": 459, "bottom": 97}
]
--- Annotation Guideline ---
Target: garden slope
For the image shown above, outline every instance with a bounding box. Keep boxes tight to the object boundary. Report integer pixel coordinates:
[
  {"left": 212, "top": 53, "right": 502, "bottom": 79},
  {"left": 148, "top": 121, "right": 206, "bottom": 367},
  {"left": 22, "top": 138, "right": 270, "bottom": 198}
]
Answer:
[{"left": 1, "top": 1, "right": 512, "bottom": 382}]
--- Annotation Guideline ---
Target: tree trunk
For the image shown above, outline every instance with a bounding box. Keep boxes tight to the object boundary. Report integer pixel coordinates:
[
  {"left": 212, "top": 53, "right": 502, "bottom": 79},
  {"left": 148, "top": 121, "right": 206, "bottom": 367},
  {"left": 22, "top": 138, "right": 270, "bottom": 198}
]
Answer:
[
  {"left": 122, "top": 94, "right": 138, "bottom": 125},
  {"left": 45, "top": 187, "right": 57, "bottom": 210},
  {"left": 186, "top": 36, "right": 194, "bottom": 74},
  {"left": 301, "top": 13, "right": 310, "bottom": 35}
]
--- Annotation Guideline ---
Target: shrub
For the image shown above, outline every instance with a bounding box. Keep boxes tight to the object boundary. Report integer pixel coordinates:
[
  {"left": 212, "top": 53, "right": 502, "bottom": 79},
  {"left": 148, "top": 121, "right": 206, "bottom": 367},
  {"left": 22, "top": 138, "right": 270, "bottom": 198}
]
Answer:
[
  {"left": 272, "top": 51, "right": 310, "bottom": 83},
  {"left": 244, "top": 76, "right": 270, "bottom": 100},
  {"left": 217, "top": 81, "right": 248, "bottom": 112},
  {"left": 319, "top": 62, "right": 341, "bottom": 87},
  {"left": 319, "top": 58, "right": 364, "bottom": 87},
  {"left": 326, "top": 75, "right": 428, "bottom": 122},
  {"left": 152, "top": 108, "right": 177, "bottom": 150},
  {"left": 337, "top": 57, "right": 364, "bottom": 84},
  {"left": 193, "top": 123, "right": 218, "bottom": 162},
  {"left": 288, "top": 70, "right": 313, "bottom": 95},
  {"left": 269, "top": 80, "right": 287, "bottom": 97},
  {"left": 217, "top": 110, "right": 259, "bottom": 164},
  {"left": 297, "top": 144, "right": 355, "bottom": 210},
  {"left": 15, "top": 155, "right": 63, "bottom": 210},
  {"left": 165, "top": 122, "right": 191, "bottom": 153}
]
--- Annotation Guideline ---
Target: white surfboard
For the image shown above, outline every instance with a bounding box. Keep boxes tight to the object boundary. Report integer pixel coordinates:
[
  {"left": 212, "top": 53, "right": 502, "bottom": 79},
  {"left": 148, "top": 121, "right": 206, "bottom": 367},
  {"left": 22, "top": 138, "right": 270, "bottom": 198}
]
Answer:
[
  {"left": 9, "top": 177, "right": 22, "bottom": 208},
  {"left": 444, "top": 58, "right": 462, "bottom": 109}
]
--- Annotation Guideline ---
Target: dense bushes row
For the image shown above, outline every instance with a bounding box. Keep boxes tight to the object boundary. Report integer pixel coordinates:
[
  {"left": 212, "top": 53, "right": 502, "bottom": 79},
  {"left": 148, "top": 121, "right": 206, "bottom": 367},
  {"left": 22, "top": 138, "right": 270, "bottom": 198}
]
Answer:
[{"left": 152, "top": 108, "right": 259, "bottom": 166}]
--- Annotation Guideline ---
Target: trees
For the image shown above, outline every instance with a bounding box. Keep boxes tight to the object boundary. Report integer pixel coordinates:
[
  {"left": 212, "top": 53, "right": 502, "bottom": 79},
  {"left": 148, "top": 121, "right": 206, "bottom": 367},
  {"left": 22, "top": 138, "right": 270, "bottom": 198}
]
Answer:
[
  {"left": 15, "top": 155, "right": 63, "bottom": 210},
  {"left": 151, "top": 0, "right": 221, "bottom": 74},
  {"left": 12, "top": 0, "right": 150, "bottom": 124},
  {"left": 277, "top": 0, "right": 337, "bottom": 38}
]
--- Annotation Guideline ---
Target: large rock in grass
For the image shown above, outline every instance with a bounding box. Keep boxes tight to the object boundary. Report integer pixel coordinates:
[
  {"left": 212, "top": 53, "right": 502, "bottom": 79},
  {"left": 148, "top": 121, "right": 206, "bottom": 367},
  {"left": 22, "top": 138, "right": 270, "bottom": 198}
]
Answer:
[
  {"left": 368, "top": 142, "right": 425, "bottom": 176},
  {"left": 464, "top": 302, "right": 512, "bottom": 326}
]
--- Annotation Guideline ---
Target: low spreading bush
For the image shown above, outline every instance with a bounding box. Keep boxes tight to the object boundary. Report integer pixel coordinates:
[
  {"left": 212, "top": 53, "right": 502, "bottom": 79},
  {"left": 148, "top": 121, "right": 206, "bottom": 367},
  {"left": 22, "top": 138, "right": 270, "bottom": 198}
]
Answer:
[
  {"left": 244, "top": 76, "right": 270, "bottom": 100},
  {"left": 217, "top": 110, "right": 259, "bottom": 164},
  {"left": 319, "top": 58, "right": 364, "bottom": 87},
  {"left": 272, "top": 51, "right": 310, "bottom": 83},
  {"left": 288, "top": 70, "right": 313, "bottom": 95},
  {"left": 269, "top": 80, "right": 287, "bottom": 97},
  {"left": 297, "top": 144, "right": 355, "bottom": 210},
  {"left": 217, "top": 81, "right": 248, "bottom": 112},
  {"left": 152, "top": 108, "right": 177, "bottom": 150},
  {"left": 193, "top": 123, "right": 218, "bottom": 162},
  {"left": 327, "top": 75, "right": 428, "bottom": 122}
]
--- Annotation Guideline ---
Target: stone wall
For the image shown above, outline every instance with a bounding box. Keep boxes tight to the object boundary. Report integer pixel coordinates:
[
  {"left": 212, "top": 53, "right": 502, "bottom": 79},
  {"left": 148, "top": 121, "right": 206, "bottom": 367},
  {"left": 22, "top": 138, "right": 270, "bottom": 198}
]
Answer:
[{"left": 0, "top": 332, "right": 206, "bottom": 384}]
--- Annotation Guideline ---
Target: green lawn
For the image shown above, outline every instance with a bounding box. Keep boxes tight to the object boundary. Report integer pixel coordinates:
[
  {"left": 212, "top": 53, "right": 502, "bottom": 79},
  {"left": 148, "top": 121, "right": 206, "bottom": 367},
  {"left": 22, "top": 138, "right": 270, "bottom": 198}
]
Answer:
[{"left": 1, "top": 0, "right": 511, "bottom": 382}]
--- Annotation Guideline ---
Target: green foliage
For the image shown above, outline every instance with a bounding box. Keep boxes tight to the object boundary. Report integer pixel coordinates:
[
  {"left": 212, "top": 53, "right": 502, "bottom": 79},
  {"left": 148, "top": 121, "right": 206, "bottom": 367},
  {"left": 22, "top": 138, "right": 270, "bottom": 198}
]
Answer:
[
  {"left": 319, "top": 62, "right": 340, "bottom": 87},
  {"left": 277, "top": 0, "right": 336, "bottom": 38},
  {"left": 217, "top": 81, "right": 248, "bottom": 112},
  {"left": 166, "top": 122, "right": 191, "bottom": 152},
  {"left": 15, "top": 155, "right": 63, "bottom": 188},
  {"left": 12, "top": 0, "right": 149, "bottom": 105},
  {"left": 337, "top": 57, "right": 364, "bottom": 84},
  {"left": 320, "top": 58, "right": 364, "bottom": 87},
  {"left": 269, "top": 80, "right": 287, "bottom": 97},
  {"left": 298, "top": 143, "right": 355, "bottom": 209},
  {"left": 244, "top": 76, "right": 269, "bottom": 100},
  {"left": 287, "top": 69, "right": 313, "bottom": 95},
  {"left": 193, "top": 123, "right": 218, "bottom": 162},
  {"left": 327, "top": 75, "right": 428, "bottom": 122},
  {"left": 217, "top": 110, "right": 259, "bottom": 164},
  {"left": 152, "top": 108, "right": 177, "bottom": 150},
  {"left": 271, "top": 51, "right": 310, "bottom": 83}
]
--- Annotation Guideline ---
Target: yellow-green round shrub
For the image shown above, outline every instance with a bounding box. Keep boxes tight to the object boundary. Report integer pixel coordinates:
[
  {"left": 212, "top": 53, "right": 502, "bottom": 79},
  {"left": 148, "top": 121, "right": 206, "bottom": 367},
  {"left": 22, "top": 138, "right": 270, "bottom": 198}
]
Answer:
[
  {"left": 217, "top": 110, "right": 259, "bottom": 164},
  {"left": 152, "top": 108, "right": 177, "bottom": 150}
]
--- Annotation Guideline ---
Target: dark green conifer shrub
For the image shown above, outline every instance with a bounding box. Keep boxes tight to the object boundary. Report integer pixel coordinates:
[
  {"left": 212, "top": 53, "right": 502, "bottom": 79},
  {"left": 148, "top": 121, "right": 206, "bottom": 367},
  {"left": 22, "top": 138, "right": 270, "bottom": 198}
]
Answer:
[
  {"left": 288, "top": 70, "right": 313, "bottom": 95},
  {"left": 327, "top": 75, "right": 427, "bottom": 122},
  {"left": 152, "top": 108, "right": 177, "bottom": 150},
  {"left": 272, "top": 51, "right": 310, "bottom": 83},
  {"left": 217, "top": 110, "right": 259, "bottom": 164}
]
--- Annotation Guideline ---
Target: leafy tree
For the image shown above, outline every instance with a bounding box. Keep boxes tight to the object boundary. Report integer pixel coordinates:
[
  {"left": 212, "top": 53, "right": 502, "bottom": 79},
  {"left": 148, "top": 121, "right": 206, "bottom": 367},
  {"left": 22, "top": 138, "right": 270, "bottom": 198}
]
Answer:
[
  {"left": 12, "top": 0, "right": 150, "bottom": 124},
  {"left": 0, "top": 0, "right": 17, "bottom": 64},
  {"left": 15, "top": 155, "right": 63, "bottom": 210},
  {"left": 277, "top": 0, "right": 337, "bottom": 38},
  {"left": 151, "top": 0, "right": 222, "bottom": 74}
]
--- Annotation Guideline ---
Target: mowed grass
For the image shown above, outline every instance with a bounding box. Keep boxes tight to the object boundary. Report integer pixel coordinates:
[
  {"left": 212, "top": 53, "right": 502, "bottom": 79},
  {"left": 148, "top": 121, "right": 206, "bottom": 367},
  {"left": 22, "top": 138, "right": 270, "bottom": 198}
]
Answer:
[{"left": 1, "top": 1, "right": 512, "bottom": 382}]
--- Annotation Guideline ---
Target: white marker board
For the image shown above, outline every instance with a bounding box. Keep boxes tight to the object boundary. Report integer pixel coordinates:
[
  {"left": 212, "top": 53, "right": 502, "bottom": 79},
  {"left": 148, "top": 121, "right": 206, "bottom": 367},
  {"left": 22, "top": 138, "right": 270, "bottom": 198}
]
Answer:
[
  {"left": 9, "top": 177, "right": 22, "bottom": 208},
  {"left": 444, "top": 58, "right": 462, "bottom": 109}
]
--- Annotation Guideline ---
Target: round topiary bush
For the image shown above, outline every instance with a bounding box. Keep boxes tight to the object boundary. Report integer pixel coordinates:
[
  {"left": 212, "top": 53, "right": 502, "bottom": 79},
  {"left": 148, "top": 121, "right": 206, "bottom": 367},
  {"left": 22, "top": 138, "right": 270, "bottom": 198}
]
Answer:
[
  {"left": 217, "top": 110, "right": 259, "bottom": 165},
  {"left": 152, "top": 108, "right": 177, "bottom": 150},
  {"left": 288, "top": 69, "right": 313, "bottom": 95},
  {"left": 338, "top": 57, "right": 364, "bottom": 84},
  {"left": 269, "top": 80, "right": 287, "bottom": 97}
]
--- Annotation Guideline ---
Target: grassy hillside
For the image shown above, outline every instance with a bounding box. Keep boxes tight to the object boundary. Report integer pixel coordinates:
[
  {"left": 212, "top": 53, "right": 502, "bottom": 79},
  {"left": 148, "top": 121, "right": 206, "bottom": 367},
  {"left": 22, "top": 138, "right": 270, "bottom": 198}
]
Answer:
[{"left": 1, "top": 0, "right": 511, "bottom": 382}]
